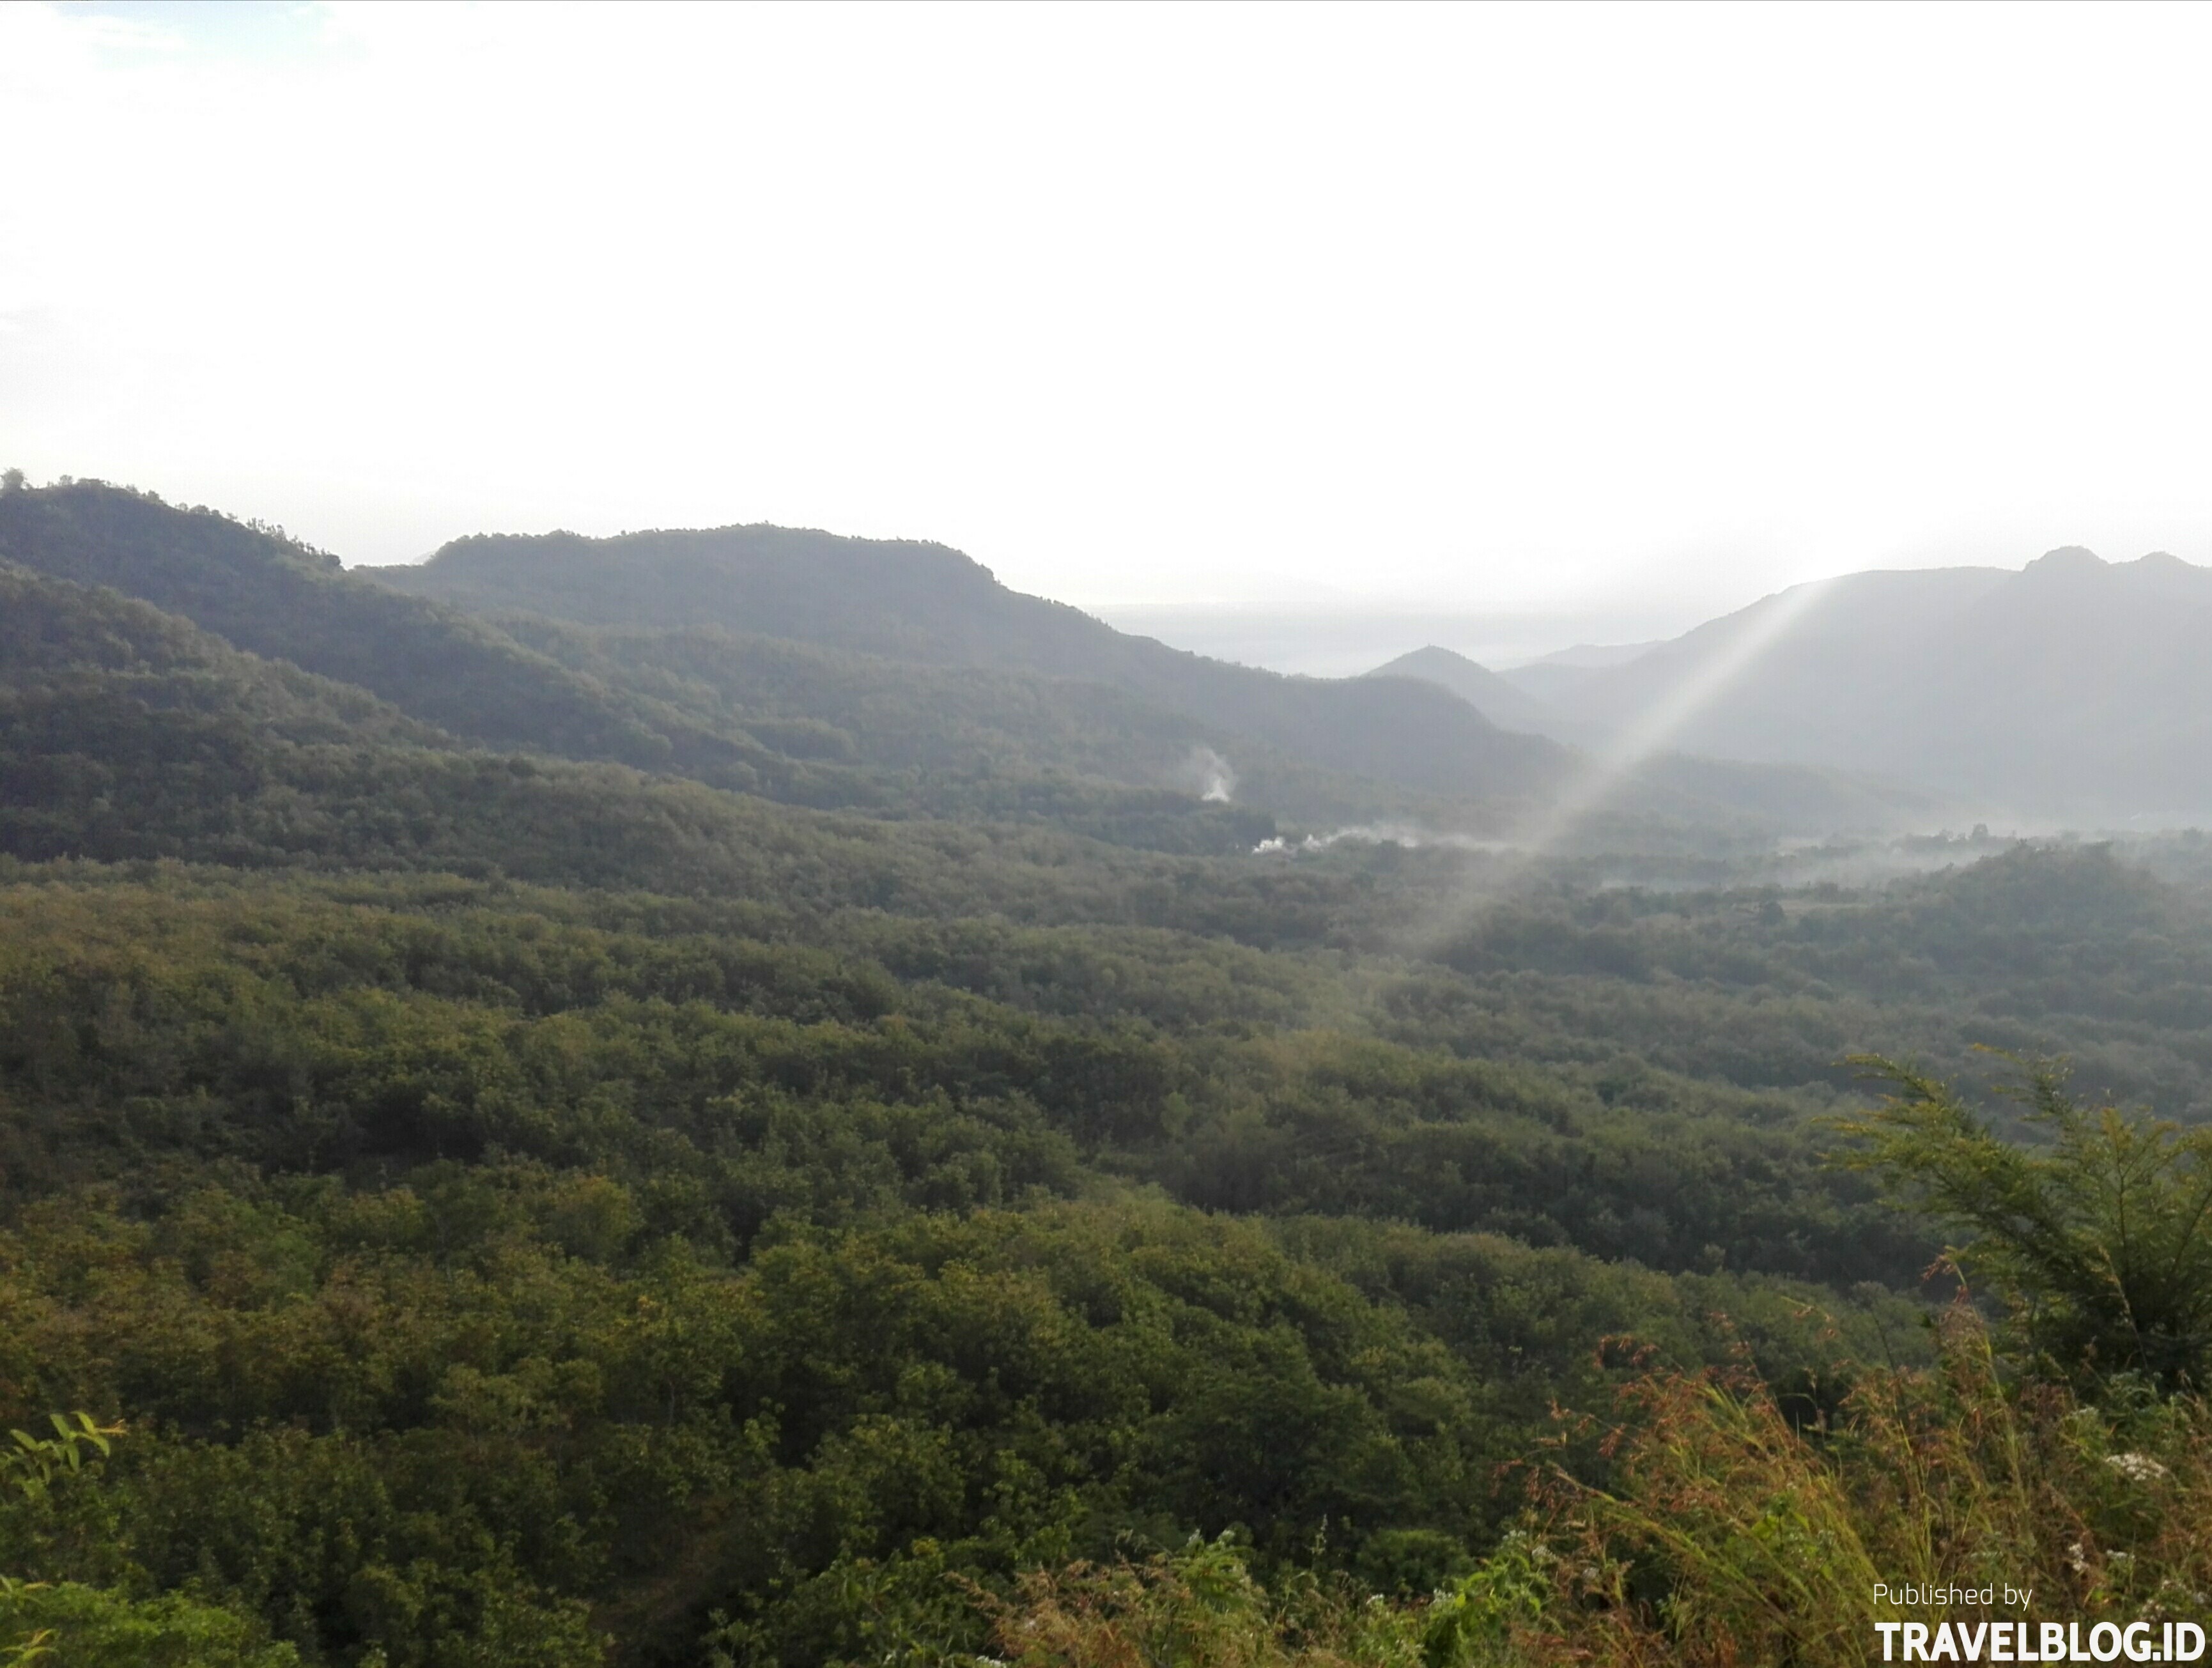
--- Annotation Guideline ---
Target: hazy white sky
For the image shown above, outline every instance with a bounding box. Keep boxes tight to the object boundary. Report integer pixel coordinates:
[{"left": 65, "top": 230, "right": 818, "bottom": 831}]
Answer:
[{"left": 6, "top": 1, "right": 2212, "bottom": 633}]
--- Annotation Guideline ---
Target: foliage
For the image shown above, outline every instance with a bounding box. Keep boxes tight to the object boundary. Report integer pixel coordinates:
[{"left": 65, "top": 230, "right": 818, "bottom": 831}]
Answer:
[
  {"left": 0, "top": 1167, "right": 1890, "bottom": 1667},
  {"left": 1523, "top": 1309, "right": 2212, "bottom": 1666},
  {"left": 0, "top": 870, "right": 1917, "bottom": 1283},
  {"left": 21, "top": 474, "right": 2212, "bottom": 1665},
  {"left": 969, "top": 1534, "right": 1431, "bottom": 1668},
  {"left": 0, "top": 1579, "right": 300, "bottom": 1667},
  {"left": 1, "top": 1415, "right": 123, "bottom": 1505},
  {"left": 1836, "top": 1054, "right": 2212, "bottom": 1386}
]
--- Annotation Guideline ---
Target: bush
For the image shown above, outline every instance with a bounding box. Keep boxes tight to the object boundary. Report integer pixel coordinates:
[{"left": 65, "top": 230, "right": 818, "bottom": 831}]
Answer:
[
  {"left": 0, "top": 1579, "right": 298, "bottom": 1667},
  {"left": 1836, "top": 1054, "right": 2212, "bottom": 1386}
]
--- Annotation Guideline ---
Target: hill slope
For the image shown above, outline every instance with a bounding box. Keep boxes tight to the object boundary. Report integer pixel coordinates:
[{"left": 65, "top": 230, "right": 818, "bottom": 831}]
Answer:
[
  {"left": 0, "top": 483, "right": 1426, "bottom": 830},
  {"left": 0, "top": 479, "right": 1935, "bottom": 838},
  {"left": 0, "top": 481, "right": 738, "bottom": 772},
  {"left": 0, "top": 560, "right": 1320, "bottom": 888},
  {"left": 1, "top": 483, "right": 1572, "bottom": 821},
  {"left": 367, "top": 523, "right": 1571, "bottom": 803},
  {"left": 1366, "top": 644, "right": 1575, "bottom": 737},
  {"left": 1496, "top": 551, "right": 2212, "bottom": 822}
]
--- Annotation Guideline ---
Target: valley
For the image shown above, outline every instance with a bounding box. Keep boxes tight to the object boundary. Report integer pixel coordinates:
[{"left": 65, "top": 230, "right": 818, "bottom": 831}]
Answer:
[{"left": 4, "top": 474, "right": 2212, "bottom": 1663}]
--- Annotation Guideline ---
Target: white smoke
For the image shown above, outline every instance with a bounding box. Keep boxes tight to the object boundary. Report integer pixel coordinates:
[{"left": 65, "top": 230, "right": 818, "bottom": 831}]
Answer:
[
  {"left": 1177, "top": 745, "right": 1237, "bottom": 803},
  {"left": 1253, "top": 824, "right": 1513, "bottom": 855}
]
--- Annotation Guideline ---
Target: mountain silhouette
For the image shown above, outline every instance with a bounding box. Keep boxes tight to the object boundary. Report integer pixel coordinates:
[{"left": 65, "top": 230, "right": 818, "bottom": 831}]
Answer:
[
  {"left": 1477, "top": 549, "right": 2212, "bottom": 822},
  {"left": 367, "top": 523, "right": 1570, "bottom": 803}
]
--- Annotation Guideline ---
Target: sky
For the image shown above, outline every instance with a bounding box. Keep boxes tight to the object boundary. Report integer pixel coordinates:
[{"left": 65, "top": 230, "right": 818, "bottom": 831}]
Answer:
[{"left": 6, "top": 1, "right": 2212, "bottom": 654}]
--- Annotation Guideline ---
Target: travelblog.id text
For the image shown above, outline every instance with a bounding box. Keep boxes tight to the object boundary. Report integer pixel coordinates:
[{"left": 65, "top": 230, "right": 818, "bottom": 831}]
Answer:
[{"left": 1872, "top": 1585, "right": 2208, "bottom": 1661}]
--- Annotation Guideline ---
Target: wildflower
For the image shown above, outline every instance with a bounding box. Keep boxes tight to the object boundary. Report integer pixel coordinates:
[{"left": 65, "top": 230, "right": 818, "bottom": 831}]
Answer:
[{"left": 2105, "top": 1451, "right": 2170, "bottom": 1484}]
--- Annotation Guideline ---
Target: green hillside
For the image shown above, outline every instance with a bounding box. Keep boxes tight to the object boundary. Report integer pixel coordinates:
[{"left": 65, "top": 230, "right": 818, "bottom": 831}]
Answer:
[
  {"left": 0, "top": 483, "right": 711, "bottom": 770},
  {"left": 0, "top": 560, "right": 1295, "bottom": 888},
  {"left": 0, "top": 483, "right": 1529, "bottom": 831},
  {"left": 6, "top": 474, "right": 2211, "bottom": 1667},
  {"left": 367, "top": 521, "right": 1570, "bottom": 803},
  {"left": 3, "top": 481, "right": 1938, "bottom": 840}
]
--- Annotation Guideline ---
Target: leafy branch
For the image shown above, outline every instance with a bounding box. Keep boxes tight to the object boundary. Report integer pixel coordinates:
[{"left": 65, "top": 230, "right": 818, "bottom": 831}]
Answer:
[
  {"left": 1831, "top": 1053, "right": 2212, "bottom": 1387},
  {"left": 1, "top": 1414, "right": 125, "bottom": 1505}
]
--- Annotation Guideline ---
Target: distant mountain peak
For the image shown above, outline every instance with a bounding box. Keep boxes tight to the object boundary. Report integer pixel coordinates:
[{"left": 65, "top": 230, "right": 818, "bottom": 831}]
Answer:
[
  {"left": 2026, "top": 544, "right": 2105, "bottom": 574},
  {"left": 1366, "top": 644, "right": 1559, "bottom": 736},
  {"left": 1487, "top": 547, "right": 2212, "bottom": 821},
  {"left": 1515, "top": 640, "right": 1662, "bottom": 671}
]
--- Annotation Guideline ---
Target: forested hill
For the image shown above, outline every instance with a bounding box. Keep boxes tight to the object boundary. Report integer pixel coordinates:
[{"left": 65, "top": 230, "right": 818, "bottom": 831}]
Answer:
[
  {"left": 1, "top": 481, "right": 1938, "bottom": 837},
  {"left": 0, "top": 480, "right": 711, "bottom": 770},
  {"left": 11, "top": 467, "right": 2212, "bottom": 1665},
  {"left": 365, "top": 521, "right": 1570, "bottom": 802},
  {"left": 0, "top": 483, "right": 1576, "bottom": 817},
  {"left": 373, "top": 524, "right": 1145, "bottom": 670}
]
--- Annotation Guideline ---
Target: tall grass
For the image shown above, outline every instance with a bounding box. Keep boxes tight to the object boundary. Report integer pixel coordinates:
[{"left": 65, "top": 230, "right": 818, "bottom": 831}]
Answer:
[
  {"left": 1522, "top": 1306, "right": 2212, "bottom": 1665},
  {"left": 973, "top": 1535, "right": 1427, "bottom": 1668},
  {"left": 977, "top": 1309, "right": 2212, "bottom": 1666}
]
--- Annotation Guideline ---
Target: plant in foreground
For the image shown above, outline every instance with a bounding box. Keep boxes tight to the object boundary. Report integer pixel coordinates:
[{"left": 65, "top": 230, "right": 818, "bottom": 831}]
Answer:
[
  {"left": 1834, "top": 1053, "right": 2212, "bottom": 1389},
  {"left": 1520, "top": 1306, "right": 2212, "bottom": 1666}
]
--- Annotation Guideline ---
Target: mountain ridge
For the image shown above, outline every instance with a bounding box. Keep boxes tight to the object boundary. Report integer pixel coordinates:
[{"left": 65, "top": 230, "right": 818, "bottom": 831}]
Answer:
[
  {"left": 366, "top": 521, "right": 1572, "bottom": 805},
  {"left": 1482, "top": 550, "right": 2212, "bottom": 821},
  {"left": 1365, "top": 645, "right": 1579, "bottom": 737},
  {"left": 0, "top": 483, "right": 1466, "bottom": 825},
  {"left": 0, "top": 477, "right": 1945, "bottom": 840}
]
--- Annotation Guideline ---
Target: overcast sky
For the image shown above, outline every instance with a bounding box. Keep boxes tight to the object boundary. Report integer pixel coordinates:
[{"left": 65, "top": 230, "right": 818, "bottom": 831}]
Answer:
[{"left": 6, "top": 1, "right": 2212, "bottom": 641}]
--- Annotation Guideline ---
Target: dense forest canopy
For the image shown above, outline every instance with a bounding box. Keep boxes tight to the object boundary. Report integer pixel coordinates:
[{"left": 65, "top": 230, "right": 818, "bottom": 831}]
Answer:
[{"left": 3, "top": 472, "right": 2209, "bottom": 1664}]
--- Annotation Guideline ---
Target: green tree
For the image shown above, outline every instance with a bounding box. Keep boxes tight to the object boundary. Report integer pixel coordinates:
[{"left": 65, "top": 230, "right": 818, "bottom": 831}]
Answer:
[
  {"left": 0, "top": 1581, "right": 298, "bottom": 1668},
  {"left": 1836, "top": 1054, "right": 2212, "bottom": 1386}
]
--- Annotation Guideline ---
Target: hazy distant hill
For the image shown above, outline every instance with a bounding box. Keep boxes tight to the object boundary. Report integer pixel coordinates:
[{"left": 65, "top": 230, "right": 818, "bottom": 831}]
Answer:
[
  {"left": 0, "top": 555, "right": 1303, "bottom": 891},
  {"left": 1490, "top": 550, "right": 2212, "bottom": 822},
  {"left": 0, "top": 480, "right": 1942, "bottom": 841},
  {"left": 0, "top": 483, "right": 1479, "bottom": 829},
  {"left": 1366, "top": 645, "right": 1586, "bottom": 739},
  {"left": 1526, "top": 642, "right": 1662, "bottom": 670},
  {"left": 367, "top": 524, "right": 1570, "bottom": 804},
  {"left": 0, "top": 481, "right": 713, "bottom": 771},
  {"left": 1496, "top": 640, "right": 1662, "bottom": 708}
]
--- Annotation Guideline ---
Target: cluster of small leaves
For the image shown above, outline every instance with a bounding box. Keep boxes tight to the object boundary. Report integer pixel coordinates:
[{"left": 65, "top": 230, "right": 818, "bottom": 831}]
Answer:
[{"left": 1, "top": 1415, "right": 122, "bottom": 1506}]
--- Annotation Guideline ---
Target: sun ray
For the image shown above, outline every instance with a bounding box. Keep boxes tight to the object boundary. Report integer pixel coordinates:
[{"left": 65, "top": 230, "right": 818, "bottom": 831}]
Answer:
[{"left": 1411, "top": 575, "right": 1843, "bottom": 952}]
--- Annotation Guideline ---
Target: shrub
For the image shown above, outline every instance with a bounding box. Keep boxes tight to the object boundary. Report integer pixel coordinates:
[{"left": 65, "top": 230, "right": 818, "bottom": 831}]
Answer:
[{"left": 1835, "top": 1054, "right": 2212, "bottom": 1387}]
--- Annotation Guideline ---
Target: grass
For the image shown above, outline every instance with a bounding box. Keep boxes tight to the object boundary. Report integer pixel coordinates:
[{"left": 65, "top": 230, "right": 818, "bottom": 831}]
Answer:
[{"left": 973, "top": 1306, "right": 2212, "bottom": 1667}]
